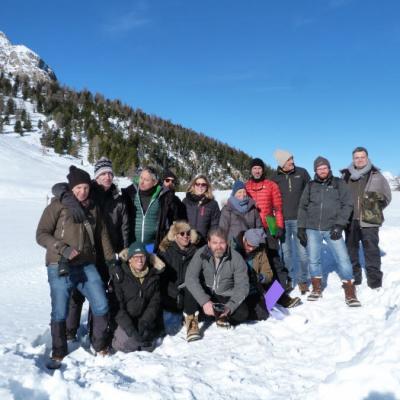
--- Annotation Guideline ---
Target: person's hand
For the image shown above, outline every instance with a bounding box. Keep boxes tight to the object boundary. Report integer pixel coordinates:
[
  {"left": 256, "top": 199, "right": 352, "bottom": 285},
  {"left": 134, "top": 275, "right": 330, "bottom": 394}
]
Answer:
[
  {"left": 219, "top": 305, "right": 231, "bottom": 318},
  {"left": 297, "top": 228, "right": 307, "bottom": 247},
  {"left": 330, "top": 225, "right": 343, "bottom": 241},
  {"left": 202, "top": 300, "right": 215, "bottom": 316},
  {"left": 62, "top": 246, "right": 79, "bottom": 260}
]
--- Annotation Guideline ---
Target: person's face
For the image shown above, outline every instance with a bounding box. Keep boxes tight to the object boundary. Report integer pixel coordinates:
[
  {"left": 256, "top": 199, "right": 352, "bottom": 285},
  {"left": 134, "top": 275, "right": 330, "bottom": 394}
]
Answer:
[
  {"left": 251, "top": 166, "right": 263, "bottom": 179},
  {"left": 234, "top": 188, "right": 247, "bottom": 201},
  {"left": 353, "top": 151, "right": 369, "bottom": 169},
  {"left": 316, "top": 165, "right": 330, "bottom": 180},
  {"left": 193, "top": 179, "right": 208, "bottom": 195},
  {"left": 129, "top": 253, "right": 146, "bottom": 272},
  {"left": 139, "top": 171, "right": 157, "bottom": 191},
  {"left": 163, "top": 177, "right": 175, "bottom": 190},
  {"left": 96, "top": 172, "right": 113, "bottom": 191},
  {"left": 208, "top": 235, "right": 227, "bottom": 259},
  {"left": 72, "top": 183, "right": 90, "bottom": 202},
  {"left": 176, "top": 229, "right": 191, "bottom": 248},
  {"left": 282, "top": 157, "right": 295, "bottom": 172},
  {"left": 243, "top": 238, "right": 257, "bottom": 254}
]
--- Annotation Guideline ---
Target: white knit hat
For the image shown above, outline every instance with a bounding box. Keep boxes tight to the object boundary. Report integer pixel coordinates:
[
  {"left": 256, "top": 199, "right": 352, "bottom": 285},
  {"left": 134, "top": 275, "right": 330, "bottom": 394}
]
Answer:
[{"left": 273, "top": 149, "right": 293, "bottom": 168}]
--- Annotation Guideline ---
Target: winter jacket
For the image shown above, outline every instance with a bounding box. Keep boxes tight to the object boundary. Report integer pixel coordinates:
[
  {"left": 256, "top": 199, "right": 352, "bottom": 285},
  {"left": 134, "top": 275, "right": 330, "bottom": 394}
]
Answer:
[
  {"left": 113, "top": 262, "right": 161, "bottom": 338},
  {"left": 219, "top": 198, "right": 263, "bottom": 241},
  {"left": 341, "top": 166, "right": 391, "bottom": 227},
  {"left": 36, "top": 198, "right": 114, "bottom": 266},
  {"left": 272, "top": 166, "right": 311, "bottom": 221},
  {"left": 297, "top": 174, "right": 353, "bottom": 231},
  {"left": 122, "top": 184, "right": 182, "bottom": 250},
  {"left": 245, "top": 179, "right": 284, "bottom": 229},
  {"left": 157, "top": 242, "right": 197, "bottom": 312},
  {"left": 183, "top": 193, "right": 221, "bottom": 243},
  {"left": 185, "top": 245, "right": 249, "bottom": 313}
]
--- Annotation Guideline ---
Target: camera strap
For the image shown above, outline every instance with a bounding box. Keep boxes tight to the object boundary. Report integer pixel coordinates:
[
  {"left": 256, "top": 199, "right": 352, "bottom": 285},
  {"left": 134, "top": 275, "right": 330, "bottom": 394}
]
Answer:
[{"left": 83, "top": 220, "right": 95, "bottom": 248}]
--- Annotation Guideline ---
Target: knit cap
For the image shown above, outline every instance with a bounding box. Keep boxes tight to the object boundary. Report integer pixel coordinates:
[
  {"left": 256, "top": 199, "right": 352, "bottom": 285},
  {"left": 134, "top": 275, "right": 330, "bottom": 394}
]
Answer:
[
  {"left": 127, "top": 241, "right": 148, "bottom": 259},
  {"left": 231, "top": 180, "right": 246, "bottom": 196},
  {"left": 313, "top": 156, "right": 331, "bottom": 171},
  {"left": 94, "top": 157, "right": 113, "bottom": 179},
  {"left": 67, "top": 165, "right": 91, "bottom": 189},
  {"left": 250, "top": 158, "right": 265, "bottom": 170},
  {"left": 274, "top": 149, "right": 293, "bottom": 168},
  {"left": 244, "top": 228, "right": 266, "bottom": 247}
]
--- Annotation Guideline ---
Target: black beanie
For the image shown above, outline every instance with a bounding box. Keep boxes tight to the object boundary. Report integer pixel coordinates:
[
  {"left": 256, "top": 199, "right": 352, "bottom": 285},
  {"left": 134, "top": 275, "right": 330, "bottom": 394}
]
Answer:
[
  {"left": 162, "top": 169, "right": 177, "bottom": 181},
  {"left": 250, "top": 158, "right": 265, "bottom": 170},
  {"left": 313, "top": 156, "right": 331, "bottom": 172},
  {"left": 67, "top": 165, "right": 91, "bottom": 189}
]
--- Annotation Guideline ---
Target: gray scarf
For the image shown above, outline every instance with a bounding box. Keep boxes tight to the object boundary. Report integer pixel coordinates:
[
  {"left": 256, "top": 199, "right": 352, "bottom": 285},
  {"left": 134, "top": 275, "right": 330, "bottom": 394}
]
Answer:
[{"left": 348, "top": 160, "right": 372, "bottom": 181}]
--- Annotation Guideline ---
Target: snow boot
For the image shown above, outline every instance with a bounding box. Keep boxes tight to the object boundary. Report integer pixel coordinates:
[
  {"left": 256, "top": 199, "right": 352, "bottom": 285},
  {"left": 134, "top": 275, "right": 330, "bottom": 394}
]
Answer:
[
  {"left": 278, "top": 293, "right": 302, "bottom": 308},
  {"left": 307, "top": 277, "right": 322, "bottom": 301},
  {"left": 342, "top": 280, "right": 362, "bottom": 307},
  {"left": 184, "top": 312, "right": 201, "bottom": 342},
  {"left": 50, "top": 321, "right": 68, "bottom": 360},
  {"left": 215, "top": 315, "right": 231, "bottom": 329},
  {"left": 298, "top": 282, "right": 309, "bottom": 295}
]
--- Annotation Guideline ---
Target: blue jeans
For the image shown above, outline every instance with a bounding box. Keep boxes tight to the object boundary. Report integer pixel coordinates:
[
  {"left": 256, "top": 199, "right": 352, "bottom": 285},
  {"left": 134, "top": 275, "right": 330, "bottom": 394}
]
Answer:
[
  {"left": 281, "top": 220, "right": 309, "bottom": 284},
  {"left": 47, "top": 263, "right": 109, "bottom": 322},
  {"left": 306, "top": 229, "right": 353, "bottom": 281}
]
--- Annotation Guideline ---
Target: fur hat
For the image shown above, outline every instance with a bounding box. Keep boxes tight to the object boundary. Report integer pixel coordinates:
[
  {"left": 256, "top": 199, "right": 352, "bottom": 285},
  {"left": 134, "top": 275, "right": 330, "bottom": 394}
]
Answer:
[
  {"left": 158, "top": 221, "right": 199, "bottom": 252},
  {"left": 231, "top": 180, "right": 245, "bottom": 196},
  {"left": 94, "top": 157, "right": 113, "bottom": 179},
  {"left": 250, "top": 158, "right": 265, "bottom": 170},
  {"left": 244, "top": 228, "right": 266, "bottom": 247},
  {"left": 67, "top": 165, "right": 91, "bottom": 189},
  {"left": 313, "top": 156, "right": 331, "bottom": 172},
  {"left": 274, "top": 149, "right": 293, "bottom": 168}
]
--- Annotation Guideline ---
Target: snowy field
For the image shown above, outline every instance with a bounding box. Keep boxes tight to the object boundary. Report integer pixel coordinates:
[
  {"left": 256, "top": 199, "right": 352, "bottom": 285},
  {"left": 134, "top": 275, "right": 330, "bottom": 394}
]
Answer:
[{"left": 0, "top": 132, "right": 399, "bottom": 400}]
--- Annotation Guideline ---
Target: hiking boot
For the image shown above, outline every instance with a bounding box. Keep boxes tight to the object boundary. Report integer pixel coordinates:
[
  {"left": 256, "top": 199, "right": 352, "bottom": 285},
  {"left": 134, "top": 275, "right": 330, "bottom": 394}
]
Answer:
[
  {"left": 215, "top": 316, "right": 231, "bottom": 329},
  {"left": 278, "top": 293, "right": 302, "bottom": 308},
  {"left": 96, "top": 347, "right": 110, "bottom": 357},
  {"left": 184, "top": 312, "right": 201, "bottom": 342},
  {"left": 298, "top": 282, "right": 309, "bottom": 295},
  {"left": 307, "top": 277, "right": 322, "bottom": 301},
  {"left": 342, "top": 280, "right": 361, "bottom": 307}
]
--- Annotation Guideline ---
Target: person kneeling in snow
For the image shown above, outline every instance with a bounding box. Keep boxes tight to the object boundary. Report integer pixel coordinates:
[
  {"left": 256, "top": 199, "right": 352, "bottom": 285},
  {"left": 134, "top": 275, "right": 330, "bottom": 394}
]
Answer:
[
  {"left": 185, "top": 227, "right": 249, "bottom": 329},
  {"left": 157, "top": 221, "right": 202, "bottom": 342},
  {"left": 111, "top": 242, "right": 163, "bottom": 352}
]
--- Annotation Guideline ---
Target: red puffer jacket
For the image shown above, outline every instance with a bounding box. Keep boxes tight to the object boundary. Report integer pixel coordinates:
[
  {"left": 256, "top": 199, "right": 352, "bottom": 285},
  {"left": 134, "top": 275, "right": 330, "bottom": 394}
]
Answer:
[{"left": 245, "top": 179, "right": 284, "bottom": 229}]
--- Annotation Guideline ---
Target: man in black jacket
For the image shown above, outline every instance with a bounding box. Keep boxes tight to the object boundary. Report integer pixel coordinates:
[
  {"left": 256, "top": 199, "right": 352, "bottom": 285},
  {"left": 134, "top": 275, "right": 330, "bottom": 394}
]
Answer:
[
  {"left": 272, "top": 149, "right": 310, "bottom": 294},
  {"left": 297, "top": 156, "right": 360, "bottom": 307},
  {"left": 341, "top": 147, "right": 392, "bottom": 289}
]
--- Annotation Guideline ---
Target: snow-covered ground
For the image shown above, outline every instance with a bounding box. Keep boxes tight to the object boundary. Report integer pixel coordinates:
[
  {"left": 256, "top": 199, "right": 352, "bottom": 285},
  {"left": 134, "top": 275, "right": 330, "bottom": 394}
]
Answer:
[{"left": 0, "top": 131, "right": 399, "bottom": 400}]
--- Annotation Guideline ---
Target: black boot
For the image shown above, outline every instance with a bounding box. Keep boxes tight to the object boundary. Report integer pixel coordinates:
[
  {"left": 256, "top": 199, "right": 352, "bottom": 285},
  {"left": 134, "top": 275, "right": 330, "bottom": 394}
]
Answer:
[
  {"left": 91, "top": 314, "right": 109, "bottom": 353},
  {"left": 51, "top": 321, "right": 68, "bottom": 359}
]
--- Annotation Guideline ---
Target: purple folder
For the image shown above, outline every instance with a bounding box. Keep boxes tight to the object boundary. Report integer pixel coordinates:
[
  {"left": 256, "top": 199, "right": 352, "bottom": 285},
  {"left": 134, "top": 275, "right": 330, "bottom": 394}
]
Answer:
[{"left": 264, "top": 280, "right": 285, "bottom": 312}]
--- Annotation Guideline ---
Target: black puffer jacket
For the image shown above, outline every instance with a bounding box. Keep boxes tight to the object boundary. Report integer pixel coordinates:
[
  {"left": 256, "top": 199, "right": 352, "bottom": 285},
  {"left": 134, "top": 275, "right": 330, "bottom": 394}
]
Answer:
[
  {"left": 297, "top": 174, "right": 353, "bottom": 230},
  {"left": 272, "top": 166, "right": 310, "bottom": 220},
  {"left": 158, "top": 242, "right": 197, "bottom": 312},
  {"left": 113, "top": 263, "right": 161, "bottom": 337},
  {"left": 183, "top": 193, "right": 220, "bottom": 243},
  {"left": 122, "top": 185, "right": 182, "bottom": 250}
]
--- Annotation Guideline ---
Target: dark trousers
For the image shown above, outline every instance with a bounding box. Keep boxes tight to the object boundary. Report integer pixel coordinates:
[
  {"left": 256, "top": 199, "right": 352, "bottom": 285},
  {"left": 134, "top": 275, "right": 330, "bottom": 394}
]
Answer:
[{"left": 345, "top": 220, "right": 382, "bottom": 288}]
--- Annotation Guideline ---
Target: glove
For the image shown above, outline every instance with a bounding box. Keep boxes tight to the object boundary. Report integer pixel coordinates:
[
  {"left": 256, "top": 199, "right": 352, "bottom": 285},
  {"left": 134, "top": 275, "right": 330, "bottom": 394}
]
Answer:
[
  {"left": 138, "top": 321, "right": 152, "bottom": 342},
  {"left": 118, "top": 247, "right": 129, "bottom": 262},
  {"left": 297, "top": 228, "right": 307, "bottom": 247},
  {"left": 330, "top": 225, "right": 343, "bottom": 240},
  {"left": 108, "top": 259, "right": 123, "bottom": 283},
  {"left": 274, "top": 227, "right": 284, "bottom": 239}
]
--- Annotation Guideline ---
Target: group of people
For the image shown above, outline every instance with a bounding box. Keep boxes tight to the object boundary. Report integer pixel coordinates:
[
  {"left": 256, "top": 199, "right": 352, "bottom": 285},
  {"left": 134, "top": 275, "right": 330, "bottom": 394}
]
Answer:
[{"left": 36, "top": 146, "right": 391, "bottom": 365}]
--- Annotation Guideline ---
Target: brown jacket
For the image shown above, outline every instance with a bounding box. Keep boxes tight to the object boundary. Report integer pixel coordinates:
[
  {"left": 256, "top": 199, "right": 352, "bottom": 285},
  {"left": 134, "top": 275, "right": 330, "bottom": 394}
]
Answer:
[{"left": 36, "top": 198, "right": 114, "bottom": 266}]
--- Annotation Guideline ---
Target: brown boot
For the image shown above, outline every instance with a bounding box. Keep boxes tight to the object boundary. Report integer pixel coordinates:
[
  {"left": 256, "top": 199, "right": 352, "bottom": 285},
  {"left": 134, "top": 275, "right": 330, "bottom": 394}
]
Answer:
[
  {"left": 298, "top": 282, "right": 309, "bottom": 295},
  {"left": 342, "top": 280, "right": 361, "bottom": 307},
  {"left": 307, "top": 277, "right": 322, "bottom": 301},
  {"left": 185, "top": 312, "right": 201, "bottom": 342}
]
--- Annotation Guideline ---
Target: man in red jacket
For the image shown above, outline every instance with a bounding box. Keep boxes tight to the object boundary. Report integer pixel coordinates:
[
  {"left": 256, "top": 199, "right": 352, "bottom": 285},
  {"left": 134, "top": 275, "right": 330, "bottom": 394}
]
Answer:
[{"left": 246, "top": 158, "right": 300, "bottom": 307}]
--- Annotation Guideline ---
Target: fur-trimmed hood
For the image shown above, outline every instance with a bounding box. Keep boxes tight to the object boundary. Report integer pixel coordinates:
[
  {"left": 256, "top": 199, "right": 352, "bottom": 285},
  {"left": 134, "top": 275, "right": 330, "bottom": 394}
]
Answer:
[{"left": 158, "top": 220, "right": 199, "bottom": 252}]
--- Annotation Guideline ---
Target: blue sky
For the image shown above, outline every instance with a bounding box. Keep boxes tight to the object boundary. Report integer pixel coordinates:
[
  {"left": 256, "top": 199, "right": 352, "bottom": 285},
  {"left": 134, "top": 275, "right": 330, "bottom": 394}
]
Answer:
[{"left": 1, "top": 0, "right": 400, "bottom": 174}]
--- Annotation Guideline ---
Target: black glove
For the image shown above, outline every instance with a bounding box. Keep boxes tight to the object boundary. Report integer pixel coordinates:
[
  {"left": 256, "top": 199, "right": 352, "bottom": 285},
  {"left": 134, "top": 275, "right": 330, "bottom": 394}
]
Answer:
[
  {"left": 60, "top": 190, "right": 87, "bottom": 223},
  {"left": 297, "top": 228, "right": 307, "bottom": 247},
  {"left": 108, "top": 259, "right": 123, "bottom": 283},
  {"left": 274, "top": 227, "right": 284, "bottom": 239},
  {"left": 330, "top": 225, "right": 343, "bottom": 240}
]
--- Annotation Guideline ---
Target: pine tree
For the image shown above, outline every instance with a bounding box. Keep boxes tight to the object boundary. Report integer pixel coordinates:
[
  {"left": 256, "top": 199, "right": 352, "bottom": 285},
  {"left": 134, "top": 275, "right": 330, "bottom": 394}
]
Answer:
[
  {"left": 23, "top": 117, "right": 32, "bottom": 131},
  {"left": 6, "top": 98, "right": 15, "bottom": 115},
  {"left": 14, "top": 120, "right": 23, "bottom": 135}
]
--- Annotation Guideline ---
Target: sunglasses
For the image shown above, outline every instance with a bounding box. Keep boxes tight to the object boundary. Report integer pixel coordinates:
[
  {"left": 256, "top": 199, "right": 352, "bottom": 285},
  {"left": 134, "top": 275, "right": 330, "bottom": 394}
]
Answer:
[
  {"left": 164, "top": 178, "right": 175, "bottom": 183},
  {"left": 195, "top": 182, "right": 208, "bottom": 188},
  {"left": 178, "top": 231, "right": 191, "bottom": 237}
]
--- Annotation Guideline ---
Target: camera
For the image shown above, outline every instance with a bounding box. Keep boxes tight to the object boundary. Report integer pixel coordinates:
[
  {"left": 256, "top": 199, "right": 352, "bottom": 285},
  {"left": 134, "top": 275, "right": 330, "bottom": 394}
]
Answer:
[{"left": 58, "top": 256, "right": 70, "bottom": 277}]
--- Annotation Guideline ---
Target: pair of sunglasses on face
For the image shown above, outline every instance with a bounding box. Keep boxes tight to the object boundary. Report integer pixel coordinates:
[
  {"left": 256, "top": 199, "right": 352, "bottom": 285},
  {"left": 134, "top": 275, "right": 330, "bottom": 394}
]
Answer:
[{"left": 178, "top": 230, "right": 191, "bottom": 237}]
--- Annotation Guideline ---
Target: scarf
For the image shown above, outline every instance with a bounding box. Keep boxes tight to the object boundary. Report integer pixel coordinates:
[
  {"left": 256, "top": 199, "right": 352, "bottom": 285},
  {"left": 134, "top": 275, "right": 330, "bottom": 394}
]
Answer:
[
  {"left": 129, "top": 265, "right": 149, "bottom": 284},
  {"left": 347, "top": 160, "right": 372, "bottom": 181},
  {"left": 228, "top": 195, "right": 250, "bottom": 214}
]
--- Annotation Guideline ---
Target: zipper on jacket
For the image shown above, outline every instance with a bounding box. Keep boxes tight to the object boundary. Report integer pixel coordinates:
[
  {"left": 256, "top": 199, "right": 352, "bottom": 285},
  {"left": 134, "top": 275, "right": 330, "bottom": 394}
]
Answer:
[
  {"left": 318, "top": 184, "right": 325, "bottom": 230},
  {"left": 212, "top": 256, "right": 224, "bottom": 293}
]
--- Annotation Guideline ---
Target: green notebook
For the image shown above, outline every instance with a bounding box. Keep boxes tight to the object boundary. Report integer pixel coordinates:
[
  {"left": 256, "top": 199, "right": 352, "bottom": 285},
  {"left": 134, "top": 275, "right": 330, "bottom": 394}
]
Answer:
[{"left": 266, "top": 215, "right": 278, "bottom": 236}]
